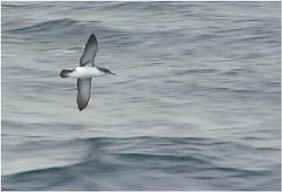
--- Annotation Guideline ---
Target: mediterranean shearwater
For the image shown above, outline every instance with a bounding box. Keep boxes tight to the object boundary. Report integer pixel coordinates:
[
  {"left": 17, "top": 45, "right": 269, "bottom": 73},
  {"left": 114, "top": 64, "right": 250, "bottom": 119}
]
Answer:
[{"left": 60, "top": 34, "right": 115, "bottom": 111}]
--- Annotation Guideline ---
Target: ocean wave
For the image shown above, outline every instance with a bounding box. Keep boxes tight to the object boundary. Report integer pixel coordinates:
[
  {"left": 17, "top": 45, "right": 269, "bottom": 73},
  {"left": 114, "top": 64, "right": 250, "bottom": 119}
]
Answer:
[
  {"left": 2, "top": 1, "right": 281, "bottom": 191},
  {"left": 2, "top": 136, "right": 281, "bottom": 190},
  {"left": 173, "top": 68, "right": 218, "bottom": 76},
  {"left": 8, "top": 18, "right": 80, "bottom": 34}
]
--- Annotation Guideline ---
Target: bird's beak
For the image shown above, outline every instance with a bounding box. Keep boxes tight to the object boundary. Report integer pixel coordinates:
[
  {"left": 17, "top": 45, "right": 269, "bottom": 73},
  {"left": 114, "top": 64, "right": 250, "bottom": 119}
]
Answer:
[{"left": 109, "top": 71, "right": 116, "bottom": 75}]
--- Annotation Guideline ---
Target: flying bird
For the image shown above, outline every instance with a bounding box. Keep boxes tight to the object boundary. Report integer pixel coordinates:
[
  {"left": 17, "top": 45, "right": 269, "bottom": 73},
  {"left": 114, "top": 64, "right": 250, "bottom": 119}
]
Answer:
[{"left": 60, "top": 34, "right": 115, "bottom": 111}]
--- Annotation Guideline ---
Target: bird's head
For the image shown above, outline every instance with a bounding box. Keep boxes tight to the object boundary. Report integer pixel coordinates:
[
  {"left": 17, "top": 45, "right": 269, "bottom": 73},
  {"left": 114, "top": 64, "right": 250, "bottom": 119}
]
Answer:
[{"left": 98, "top": 67, "right": 116, "bottom": 75}]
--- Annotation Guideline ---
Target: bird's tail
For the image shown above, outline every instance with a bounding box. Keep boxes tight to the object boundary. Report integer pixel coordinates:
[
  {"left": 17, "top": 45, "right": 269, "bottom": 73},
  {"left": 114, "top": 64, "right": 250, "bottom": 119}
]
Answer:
[{"left": 60, "top": 69, "right": 74, "bottom": 78}]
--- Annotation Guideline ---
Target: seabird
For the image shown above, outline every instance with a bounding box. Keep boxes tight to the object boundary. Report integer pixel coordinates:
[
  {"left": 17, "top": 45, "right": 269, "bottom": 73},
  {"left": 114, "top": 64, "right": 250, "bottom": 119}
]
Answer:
[{"left": 60, "top": 34, "right": 115, "bottom": 111}]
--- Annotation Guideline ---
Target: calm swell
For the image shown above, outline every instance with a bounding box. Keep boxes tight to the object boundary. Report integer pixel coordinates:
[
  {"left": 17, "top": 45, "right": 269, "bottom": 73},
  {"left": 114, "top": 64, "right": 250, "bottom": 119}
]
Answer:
[{"left": 1, "top": 2, "right": 281, "bottom": 190}]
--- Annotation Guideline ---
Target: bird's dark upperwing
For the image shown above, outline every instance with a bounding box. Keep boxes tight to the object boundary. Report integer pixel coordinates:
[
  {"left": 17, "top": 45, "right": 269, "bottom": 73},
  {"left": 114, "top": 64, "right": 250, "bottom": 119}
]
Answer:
[
  {"left": 77, "top": 78, "right": 92, "bottom": 111},
  {"left": 80, "top": 34, "right": 98, "bottom": 66}
]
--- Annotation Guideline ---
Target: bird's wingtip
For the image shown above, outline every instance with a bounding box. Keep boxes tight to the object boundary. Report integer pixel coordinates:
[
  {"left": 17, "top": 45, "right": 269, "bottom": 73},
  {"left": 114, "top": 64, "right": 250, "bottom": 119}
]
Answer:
[
  {"left": 79, "top": 107, "right": 85, "bottom": 111},
  {"left": 89, "top": 33, "right": 97, "bottom": 40}
]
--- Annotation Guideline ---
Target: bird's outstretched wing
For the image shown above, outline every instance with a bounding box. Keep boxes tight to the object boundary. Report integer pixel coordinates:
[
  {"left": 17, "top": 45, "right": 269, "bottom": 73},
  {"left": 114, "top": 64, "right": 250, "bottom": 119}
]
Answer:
[
  {"left": 80, "top": 34, "right": 98, "bottom": 66},
  {"left": 77, "top": 78, "right": 92, "bottom": 111}
]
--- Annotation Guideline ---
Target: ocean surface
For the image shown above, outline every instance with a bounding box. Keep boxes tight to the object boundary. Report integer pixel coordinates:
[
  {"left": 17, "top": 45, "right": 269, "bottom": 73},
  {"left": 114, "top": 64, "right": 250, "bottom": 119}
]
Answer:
[{"left": 1, "top": 2, "right": 281, "bottom": 191}]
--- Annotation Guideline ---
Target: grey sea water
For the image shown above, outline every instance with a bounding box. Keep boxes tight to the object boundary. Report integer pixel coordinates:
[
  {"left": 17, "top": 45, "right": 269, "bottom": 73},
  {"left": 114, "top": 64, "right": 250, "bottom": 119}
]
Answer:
[{"left": 1, "top": 1, "right": 281, "bottom": 191}]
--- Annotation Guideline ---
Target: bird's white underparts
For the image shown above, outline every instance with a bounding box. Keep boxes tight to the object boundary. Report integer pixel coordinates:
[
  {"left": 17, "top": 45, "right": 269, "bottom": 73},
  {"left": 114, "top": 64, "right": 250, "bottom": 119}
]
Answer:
[
  {"left": 60, "top": 34, "right": 115, "bottom": 111},
  {"left": 61, "top": 66, "right": 107, "bottom": 78}
]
